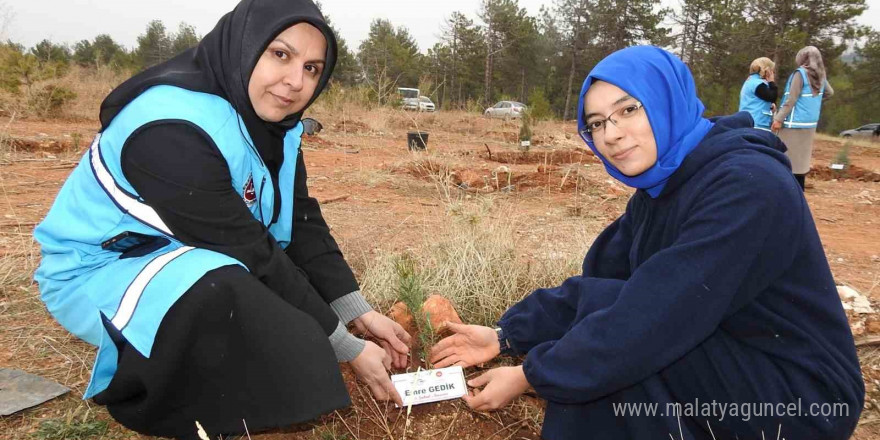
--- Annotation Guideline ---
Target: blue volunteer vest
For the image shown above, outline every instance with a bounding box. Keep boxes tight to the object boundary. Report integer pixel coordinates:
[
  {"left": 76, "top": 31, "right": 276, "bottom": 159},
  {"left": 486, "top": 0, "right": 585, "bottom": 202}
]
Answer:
[
  {"left": 33, "top": 85, "right": 301, "bottom": 398},
  {"left": 738, "top": 73, "right": 773, "bottom": 130},
  {"left": 782, "top": 67, "right": 825, "bottom": 129}
]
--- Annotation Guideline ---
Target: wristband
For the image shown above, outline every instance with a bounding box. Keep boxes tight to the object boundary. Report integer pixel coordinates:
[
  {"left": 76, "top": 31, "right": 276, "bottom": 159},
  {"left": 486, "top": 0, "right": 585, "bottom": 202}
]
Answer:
[{"left": 494, "top": 326, "right": 514, "bottom": 356}]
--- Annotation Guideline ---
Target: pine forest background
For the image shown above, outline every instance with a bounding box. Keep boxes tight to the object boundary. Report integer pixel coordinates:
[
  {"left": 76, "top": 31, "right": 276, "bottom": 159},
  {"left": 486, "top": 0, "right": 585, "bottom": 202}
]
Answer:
[{"left": 1, "top": 0, "right": 878, "bottom": 134}]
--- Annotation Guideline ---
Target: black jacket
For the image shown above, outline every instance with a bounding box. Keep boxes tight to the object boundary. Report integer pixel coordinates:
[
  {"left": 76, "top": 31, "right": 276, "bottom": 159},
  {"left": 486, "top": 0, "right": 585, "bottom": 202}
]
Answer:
[{"left": 122, "top": 123, "right": 359, "bottom": 335}]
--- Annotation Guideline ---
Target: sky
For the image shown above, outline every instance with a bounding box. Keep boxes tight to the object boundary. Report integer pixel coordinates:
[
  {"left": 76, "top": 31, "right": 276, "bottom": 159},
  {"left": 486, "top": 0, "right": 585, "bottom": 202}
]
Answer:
[{"left": 3, "top": 0, "right": 879, "bottom": 52}]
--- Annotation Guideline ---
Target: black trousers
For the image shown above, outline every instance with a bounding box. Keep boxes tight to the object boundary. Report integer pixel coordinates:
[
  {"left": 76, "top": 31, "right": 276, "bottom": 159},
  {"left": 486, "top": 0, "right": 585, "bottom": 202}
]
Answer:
[
  {"left": 93, "top": 266, "right": 350, "bottom": 440},
  {"left": 794, "top": 173, "right": 806, "bottom": 190}
]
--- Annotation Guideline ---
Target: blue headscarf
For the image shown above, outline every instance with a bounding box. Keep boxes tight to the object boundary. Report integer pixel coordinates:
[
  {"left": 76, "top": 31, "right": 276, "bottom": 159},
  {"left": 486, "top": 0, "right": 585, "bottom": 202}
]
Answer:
[{"left": 577, "top": 46, "right": 714, "bottom": 197}]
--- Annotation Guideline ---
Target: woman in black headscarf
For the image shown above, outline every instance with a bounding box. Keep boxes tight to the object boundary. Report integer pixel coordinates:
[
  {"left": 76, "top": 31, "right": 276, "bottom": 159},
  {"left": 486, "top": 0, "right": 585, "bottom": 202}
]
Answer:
[{"left": 33, "top": 1, "right": 410, "bottom": 439}]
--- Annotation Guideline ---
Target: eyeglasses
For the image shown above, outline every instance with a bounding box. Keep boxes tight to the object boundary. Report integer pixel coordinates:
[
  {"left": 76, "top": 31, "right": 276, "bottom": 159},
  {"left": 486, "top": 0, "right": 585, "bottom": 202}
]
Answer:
[{"left": 579, "top": 102, "right": 644, "bottom": 143}]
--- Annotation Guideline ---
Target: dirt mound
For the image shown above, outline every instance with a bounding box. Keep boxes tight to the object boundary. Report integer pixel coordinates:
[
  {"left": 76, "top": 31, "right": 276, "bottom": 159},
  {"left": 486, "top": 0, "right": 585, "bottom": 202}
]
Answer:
[
  {"left": 483, "top": 129, "right": 518, "bottom": 143},
  {"left": 302, "top": 135, "right": 335, "bottom": 149},
  {"left": 512, "top": 166, "right": 621, "bottom": 194},
  {"left": 4, "top": 136, "right": 77, "bottom": 153},
  {"left": 395, "top": 156, "right": 610, "bottom": 194},
  {"left": 810, "top": 165, "right": 880, "bottom": 182},
  {"left": 482, "top": 148, "right": 599, "bottom": 165},
  {"left": 400, "top": 157, "right": 448, "bottom": 176},
  {"left": 331, "top": 119, "right": 370, "bottom": 133},
  {"left": 450, "top": 169, "right": 489, "bottom": 189}
]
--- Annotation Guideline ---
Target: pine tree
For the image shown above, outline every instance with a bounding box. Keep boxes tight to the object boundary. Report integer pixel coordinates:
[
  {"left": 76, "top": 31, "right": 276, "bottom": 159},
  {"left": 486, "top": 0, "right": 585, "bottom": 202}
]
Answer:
[
  {"left": 436, "top": 12, "right": 486, "bottom": 108},
  {"left": 357, "top": 19, "right": 423, "bottom": 105},
  {"left": 553, "top": 0, "right": 591, "bottom": 120},
  {"left": 315, "top": 2, "right": 360, "bottom": 86},
  {"left": 479, "top": 0, "right": 541, "bottom": 105},
  {"left": 135, "top": 20, "right": 173, "bottom": 70},
  {"left": 171, "top": 23, "right": 200, "bottom": 55}
]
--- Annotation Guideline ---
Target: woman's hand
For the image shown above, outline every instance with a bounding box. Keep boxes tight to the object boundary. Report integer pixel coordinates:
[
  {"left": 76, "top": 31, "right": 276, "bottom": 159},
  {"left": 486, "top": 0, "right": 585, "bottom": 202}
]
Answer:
[
  {"left": 350, "top": 340, "right": 403, "bottom": 406},
  {"left": 463, "top": 366, "right": 530, "bottom": 411},
  {"left": 430, "top": 322, "right": 499, "bottom": 368},
  {"left": 772, "top": 120, "right": 782, "bottom": 132},
  {"left": 352, "top": 310, "right": 411, "bottom": 369}
]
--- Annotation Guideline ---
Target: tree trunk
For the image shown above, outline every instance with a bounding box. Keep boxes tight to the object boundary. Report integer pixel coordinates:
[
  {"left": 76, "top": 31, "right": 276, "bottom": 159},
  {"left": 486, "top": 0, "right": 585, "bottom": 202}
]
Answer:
[
  {"left": 441, "top": 72, "right": 446, "bottom": 109},
  {"left": 563, "top": 46, "right": 577, "bottom": 121},
  {"left": 451, "top": 28, "right": 458, "bottom": 108},
  {"left": 484, "top": 33, "right": 493, "bottom": 106}
]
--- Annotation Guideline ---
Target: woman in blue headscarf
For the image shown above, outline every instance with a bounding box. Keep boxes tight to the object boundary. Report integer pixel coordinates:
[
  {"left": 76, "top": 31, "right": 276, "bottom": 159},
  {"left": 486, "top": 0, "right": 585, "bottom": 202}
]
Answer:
[{"left": 431, "top": 46, "right": 863, "bottom": 439}]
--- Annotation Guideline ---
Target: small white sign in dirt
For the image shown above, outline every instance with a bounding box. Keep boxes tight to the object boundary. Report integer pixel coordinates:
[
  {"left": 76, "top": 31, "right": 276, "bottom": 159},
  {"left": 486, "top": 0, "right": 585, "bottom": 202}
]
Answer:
[{"left": 392, "top": 366, "right": 467, "bottom": 407}]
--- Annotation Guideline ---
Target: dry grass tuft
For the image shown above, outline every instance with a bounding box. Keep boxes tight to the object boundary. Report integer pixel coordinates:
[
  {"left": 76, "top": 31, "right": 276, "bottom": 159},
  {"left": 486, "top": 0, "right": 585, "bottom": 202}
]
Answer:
[
  {"left": 0, "top": 65, "right": 130, "bottom": 120},
  {"left": 62, "top": 66, "right": 130, "bottom": 121},
  {"left": 360, "top": 200, "right": 583, "bottom": 327},
  {"left": 816, "top": 133, "right": 880, "bottom": 150}
]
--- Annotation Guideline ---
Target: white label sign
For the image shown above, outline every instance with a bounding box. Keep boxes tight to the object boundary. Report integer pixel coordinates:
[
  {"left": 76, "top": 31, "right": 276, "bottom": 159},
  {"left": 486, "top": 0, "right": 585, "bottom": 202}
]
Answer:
[
  {"left": 830, "top": 163, "right": 845, "bottom": 170},
  {"left": 520, "top": 140, "right": 531, "bottom": 147},
  {"left": 391, "top": 366, "right": 467, "bottom": 407}
]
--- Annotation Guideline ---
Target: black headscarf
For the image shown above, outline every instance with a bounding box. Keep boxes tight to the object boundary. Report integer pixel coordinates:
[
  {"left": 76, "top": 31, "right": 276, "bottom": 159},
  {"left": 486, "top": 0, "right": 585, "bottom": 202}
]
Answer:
[{"left": 100, "top": 0, "right": 337, "bottom": 222}]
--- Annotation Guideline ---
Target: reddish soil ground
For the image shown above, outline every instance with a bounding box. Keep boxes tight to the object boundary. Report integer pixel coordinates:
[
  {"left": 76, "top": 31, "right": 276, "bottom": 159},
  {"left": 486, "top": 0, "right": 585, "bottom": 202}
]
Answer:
[{"left": 1, "top": 113, "right": 878, "bottom": 439}]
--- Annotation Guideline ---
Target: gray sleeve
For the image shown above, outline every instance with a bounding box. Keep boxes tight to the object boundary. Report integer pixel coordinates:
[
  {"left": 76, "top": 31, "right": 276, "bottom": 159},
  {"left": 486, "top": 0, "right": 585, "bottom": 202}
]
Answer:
[
  {"left": 330, "top": 290, "right": 373, "bottom": 324},
  {"left": 775, "top": 73, "right": 802, "bottom": 123},
  {"left": 329, "top": 321, "right": 366, "bottom": 362}
]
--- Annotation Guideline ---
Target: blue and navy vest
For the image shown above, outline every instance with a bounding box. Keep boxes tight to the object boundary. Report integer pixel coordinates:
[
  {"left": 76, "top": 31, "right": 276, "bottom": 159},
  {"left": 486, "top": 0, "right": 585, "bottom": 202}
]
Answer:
[
  {"left": 34, "top": 85, "right": 302, "bottom": 397},
  {"left": 739, "top": 73, "right": 773, "bottom": 130},
  {"left": 782, "top": 67, "right": 825, "bottom": 129}
]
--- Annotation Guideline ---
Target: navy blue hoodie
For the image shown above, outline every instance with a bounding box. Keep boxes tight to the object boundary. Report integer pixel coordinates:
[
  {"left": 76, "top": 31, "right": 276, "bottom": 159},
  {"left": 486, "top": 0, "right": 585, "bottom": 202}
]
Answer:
[{"left": 499, "top": 112, "right": 864, "bottom": 439}]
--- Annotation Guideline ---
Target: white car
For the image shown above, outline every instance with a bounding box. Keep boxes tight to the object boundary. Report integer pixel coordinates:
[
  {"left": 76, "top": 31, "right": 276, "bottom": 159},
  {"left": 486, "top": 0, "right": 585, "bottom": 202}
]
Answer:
[
  {"left": 839, "top": 123, "right": 879, "bottom": 138},
  {"left": 402, "top": 96, "right": 436, "bottom": 112},
  {"left": 484, "top": 101, "right": 527, "bottom": 119}
]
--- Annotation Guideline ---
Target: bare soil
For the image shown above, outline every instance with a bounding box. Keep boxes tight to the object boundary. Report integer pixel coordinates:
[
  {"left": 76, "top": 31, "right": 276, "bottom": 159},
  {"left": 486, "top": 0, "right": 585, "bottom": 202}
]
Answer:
[{"left": 1, "top": 113, "right": 878, "bottom": 439}]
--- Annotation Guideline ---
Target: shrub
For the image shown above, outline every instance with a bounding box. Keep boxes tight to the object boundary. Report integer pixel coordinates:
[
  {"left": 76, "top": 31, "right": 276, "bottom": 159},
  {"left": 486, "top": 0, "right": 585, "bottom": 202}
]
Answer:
[
  {"left": 527, "top": 87, "right": 553, "bottom": 120},
  {"left": 834, "top": 142, "right": 851, "bottom": 168},
  {"left": 29, "top": 84, "right": 77, "bottom": 117}
]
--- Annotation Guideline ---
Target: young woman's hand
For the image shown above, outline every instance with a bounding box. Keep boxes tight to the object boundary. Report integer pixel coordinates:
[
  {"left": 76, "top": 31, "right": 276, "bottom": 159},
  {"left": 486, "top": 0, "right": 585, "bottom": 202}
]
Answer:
[
  {"left": 772, "top": 120, "right": 783, "bottom": 132},
  {"left": 463, "top": 366, "right": 530, "bottom": 411},
  {"left": 430, "top": 322, "right": 499, "bottom": 368},
  {"left": 350, "top": 340, "right": 403, "bottom": 406},
  {"left": 352, "top": 310, "right": 411, "bottom": 369}
]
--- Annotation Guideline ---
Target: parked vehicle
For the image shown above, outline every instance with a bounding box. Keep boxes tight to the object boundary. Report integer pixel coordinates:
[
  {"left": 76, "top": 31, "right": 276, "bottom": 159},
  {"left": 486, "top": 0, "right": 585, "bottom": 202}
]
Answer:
[
  {"left": 416, "top": 96, "right": 435, "bottom": 112},
  {"left": 839, "top": 123, "right": 879, "bottom": 138},
  {"left": 401, "top": 94, "right": 436, "bottom": 112},
  {"left": 398, "top": 87, "right": 420, "bottom": 111},
  {"left": 484, "top": 101, "right": 527, "bottom": 119},
  {"left": 398, "top": 87, "right": 419, "bottom": 100}
]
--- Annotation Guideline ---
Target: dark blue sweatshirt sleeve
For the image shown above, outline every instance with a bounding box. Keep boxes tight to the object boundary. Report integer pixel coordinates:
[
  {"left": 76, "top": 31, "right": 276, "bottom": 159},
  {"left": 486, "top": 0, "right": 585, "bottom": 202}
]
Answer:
[{"left": 516, "top": 158, "right": 802, "bottom": 404}]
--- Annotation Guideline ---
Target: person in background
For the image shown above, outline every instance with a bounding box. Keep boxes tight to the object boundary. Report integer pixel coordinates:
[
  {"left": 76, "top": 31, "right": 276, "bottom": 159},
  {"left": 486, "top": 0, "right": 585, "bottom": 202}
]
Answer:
[
  {"left": 772, "top": 46, "right": 834, "bottom": 190},
  {"left": 431, "top": 45, "right": 863, "bottom": 440},
  {"left": 33, "top": 1, "right": 409, "bottom": 439},
  {"left": 738, "top": 57, "right": 778, "bottom": 131}
]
